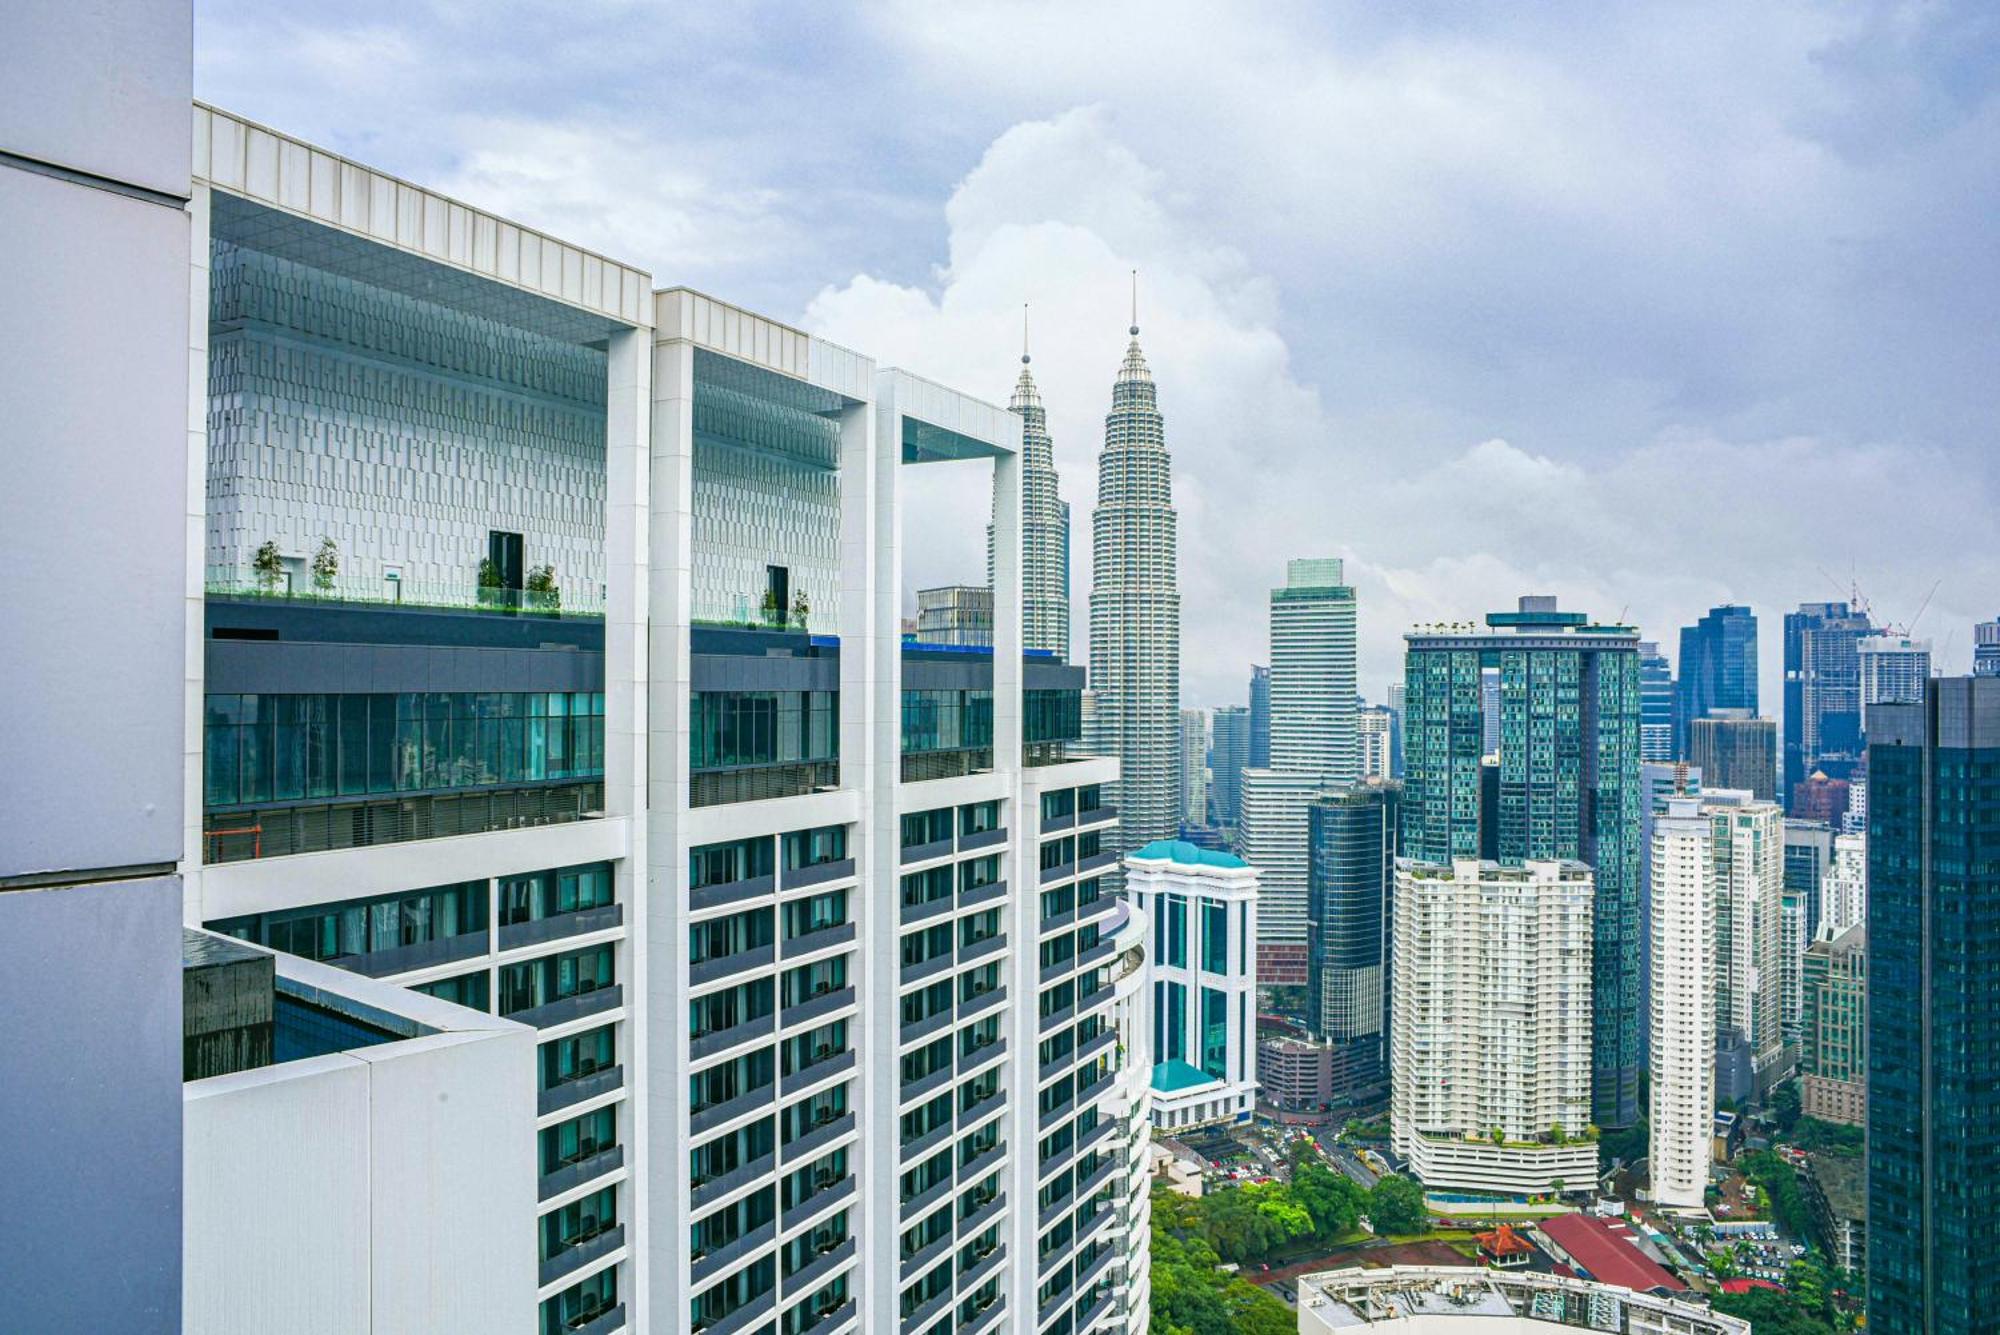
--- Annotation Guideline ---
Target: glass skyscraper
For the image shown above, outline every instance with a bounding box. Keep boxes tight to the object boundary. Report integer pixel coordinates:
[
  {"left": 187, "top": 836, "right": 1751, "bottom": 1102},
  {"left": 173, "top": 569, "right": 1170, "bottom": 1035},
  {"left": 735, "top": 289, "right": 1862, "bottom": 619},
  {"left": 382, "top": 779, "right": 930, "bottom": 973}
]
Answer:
[
  {"left": 1784, "top": 601, "right": 1873, "bottom": 807},
  {"left": 1209, "top": 705, "right": 1250, "bottom": 830},
  {"left": 1867, "top": 676, "right": 2000, "bottom": 1332},
  {"left": 1402, "top": 596, "right": 1644, "bottom": 1127},
  {"left": 1638, "top": 640, "right": 1675, "bottom": 762},
  {"left": 996, "top": 341, "right": 1070, "bottom": 659},
  {"left": 1676, "top": 604, "right": 1757, "bottom": 756},
  {"left": 1306, "top": 782, "right": 1399, "bottom": 1111},
  {"left": 1249, "top": 664, "right": 1271, "bottom": 768}
]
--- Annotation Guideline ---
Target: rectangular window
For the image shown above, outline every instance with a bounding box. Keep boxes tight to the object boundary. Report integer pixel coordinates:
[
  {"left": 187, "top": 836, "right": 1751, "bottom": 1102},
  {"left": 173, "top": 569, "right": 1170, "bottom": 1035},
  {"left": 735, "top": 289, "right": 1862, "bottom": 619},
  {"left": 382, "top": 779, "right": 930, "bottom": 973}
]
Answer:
[
  {"left": 900, "top": 807, "right": 954, "bottom": 848},
  {"left": 1201, "top": 987, "right": 1229, "bottom": 1081},
  {"left": 689, "top": 836, "right": 774, "bottom": 889},
  {"left": 959, "top": 800, "right": 1001, "bottom": 835},
  {"left": 782, "top": 824, "right": 847, "bottom": 870},
  {"left": 1201, "top": 901, "right": 1228, "bottom": 973},
  {"left": 1166, "top": 895, "right": 1187, "bottom": 968}
]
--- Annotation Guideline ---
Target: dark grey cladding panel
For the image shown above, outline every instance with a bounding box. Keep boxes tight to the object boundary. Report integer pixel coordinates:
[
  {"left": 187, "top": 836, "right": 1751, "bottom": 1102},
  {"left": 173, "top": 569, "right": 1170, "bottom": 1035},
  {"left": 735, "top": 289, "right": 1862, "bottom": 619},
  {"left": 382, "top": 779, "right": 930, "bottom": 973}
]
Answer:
[
  {"left": 1868, "top": 701, "right": 1927, "bottom": 749},
  {"left": 691, "top": 653, "right": 839, "bottom": 693},
  {"left": 205, "top": 597, "right": 604, "bottom": 651},
  {"left": 1933, "top": 676, "right": 2000, "bottom": 749},
  {"left": 208, "top": 639, "right": 603, "bottom": 696},
  {"left": 1024, "top": 659, "right": 1085, "bottom": 691}
]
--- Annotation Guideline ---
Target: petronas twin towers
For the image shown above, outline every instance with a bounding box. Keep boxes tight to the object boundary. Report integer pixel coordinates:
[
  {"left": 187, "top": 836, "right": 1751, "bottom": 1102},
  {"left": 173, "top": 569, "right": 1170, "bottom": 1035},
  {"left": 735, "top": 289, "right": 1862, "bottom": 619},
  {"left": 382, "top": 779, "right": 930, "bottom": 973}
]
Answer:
[{"left": 1003, "top": 297, "right": 1181, "bottom": 855}]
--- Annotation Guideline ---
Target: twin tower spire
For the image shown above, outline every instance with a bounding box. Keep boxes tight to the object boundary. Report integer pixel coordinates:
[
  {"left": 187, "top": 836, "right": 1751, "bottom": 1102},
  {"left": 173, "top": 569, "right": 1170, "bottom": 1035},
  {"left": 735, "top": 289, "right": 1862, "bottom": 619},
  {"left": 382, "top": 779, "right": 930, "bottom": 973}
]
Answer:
[{"left": 1003, "top": 273, "right": 1180, "bottom": 854}]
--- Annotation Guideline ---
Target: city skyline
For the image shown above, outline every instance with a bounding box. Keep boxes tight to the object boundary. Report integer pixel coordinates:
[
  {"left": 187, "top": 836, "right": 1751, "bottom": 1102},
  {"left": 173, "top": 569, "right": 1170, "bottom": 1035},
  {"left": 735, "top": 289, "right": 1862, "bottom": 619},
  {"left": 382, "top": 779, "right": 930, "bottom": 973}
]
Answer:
[{"left": 188, "top": 2, "right": 2000, "bottom": 712}]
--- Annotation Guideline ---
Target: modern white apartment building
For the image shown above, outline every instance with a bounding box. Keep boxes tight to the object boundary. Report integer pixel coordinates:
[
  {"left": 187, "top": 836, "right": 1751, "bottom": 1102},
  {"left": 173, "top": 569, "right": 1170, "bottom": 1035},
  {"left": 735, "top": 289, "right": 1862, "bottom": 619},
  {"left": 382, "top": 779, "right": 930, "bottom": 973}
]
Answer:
[
  {"left": 1647, "top": 797, "right": 1714, "bottom": 1210},
  {"left": 1824, "top": 831, "right": 1866, "bottom": 935},
  {"left": 1702, "top": 790, "right": 1788, "bottom": 1102},
  {"left": 1390, "top": 859, "right": 1597, "bottom": 1196},
  {"left": 1127, "top": 840, "right": 1259, "bottom": 1129},
  {"left": 1101, "top": 901, "right": 1155, "bottom": 1335},
  {"left": 1858, "top": 634, "right": 1932, "bottom": 727},
  {"left": 12, "top": 86, "right": 1160, "bottom": 1335},
  {"left": 1357, "top": 705, "right": 1393, "bottom": 781}
]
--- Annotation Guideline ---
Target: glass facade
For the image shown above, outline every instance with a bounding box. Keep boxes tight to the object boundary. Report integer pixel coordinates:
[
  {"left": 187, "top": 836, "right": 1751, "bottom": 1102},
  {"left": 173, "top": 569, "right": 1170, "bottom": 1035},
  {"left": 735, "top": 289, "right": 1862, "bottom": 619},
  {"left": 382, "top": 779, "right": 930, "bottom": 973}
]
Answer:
[
  {"left": 1867, "top": 680, "right": 2000, "bottom": 1331},
  {"left": 500, "top": 944, "right": 614, "bottom": 1016},
  {"left": 499, "top": 861, "right": 613, "bottom": 926},
  {"left": 689, "top": 690, "right": 838, "bottom": 772},
  {"left": 204, "top": 690, "right": 604, "bottom": 808},
  {"left": 212, "top": 879, "right": 486, "bottom": 963},
  {"left": 1306, "top": 783, "right": 1398, "bottom": 1107}
]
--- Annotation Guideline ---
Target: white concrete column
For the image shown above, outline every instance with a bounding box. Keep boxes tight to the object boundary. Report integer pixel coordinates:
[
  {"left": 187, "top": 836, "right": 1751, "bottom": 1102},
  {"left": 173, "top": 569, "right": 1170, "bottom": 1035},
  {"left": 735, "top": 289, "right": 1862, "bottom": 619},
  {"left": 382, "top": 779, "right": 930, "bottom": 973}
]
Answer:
[
  {"left": 180, "top": 182, "right": 211, "bottom": 921},
  {"left": 603, "top": 321, "right": 652, "bottom": 1323},
  {"left": 990, "top": 447, "right": 1023, "bottom": 770},
  {"left": 644, "top": 296, "right": 697, "bottom": 1325}
]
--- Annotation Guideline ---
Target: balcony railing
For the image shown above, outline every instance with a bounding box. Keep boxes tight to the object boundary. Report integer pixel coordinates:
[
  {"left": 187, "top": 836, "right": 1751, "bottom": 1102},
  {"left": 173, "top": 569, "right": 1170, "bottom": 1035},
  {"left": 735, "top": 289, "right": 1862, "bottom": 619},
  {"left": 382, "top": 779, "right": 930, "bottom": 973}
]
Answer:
[
  {"left": 206, "top": 567, "right": 604, "bottom": 617},
  {"left": 691, "top": 761, "right": 839, "bottom": 808},
  {"left": 204, "top": 781, "right": 604, "bottom": 863}
]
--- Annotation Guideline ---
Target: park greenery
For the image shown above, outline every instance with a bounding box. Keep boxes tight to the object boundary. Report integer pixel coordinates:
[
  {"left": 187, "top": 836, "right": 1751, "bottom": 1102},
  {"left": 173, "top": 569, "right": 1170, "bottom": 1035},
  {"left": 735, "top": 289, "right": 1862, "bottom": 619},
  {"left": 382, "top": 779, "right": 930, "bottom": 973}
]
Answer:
[{"left": 1736, "top": 1149, "right": 1812, "bottom": 1239}]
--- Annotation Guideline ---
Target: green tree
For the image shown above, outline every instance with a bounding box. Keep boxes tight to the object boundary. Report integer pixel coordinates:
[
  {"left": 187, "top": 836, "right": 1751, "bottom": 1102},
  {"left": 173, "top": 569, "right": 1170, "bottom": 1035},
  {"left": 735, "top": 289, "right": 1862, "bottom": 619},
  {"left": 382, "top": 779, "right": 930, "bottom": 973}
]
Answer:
[
  {"left": 1290, "top": 1159, "right": 1363, "bottom": 1241},
  {"left": 1148, "top": 1189, "right": 1298, "bottom": 1335},
  {"left": 1711, "top": 1287, "right": 1837, "bottom": 1335},
  {"left": 1368, "top": 1173, "right": 1428, "bottom": 1236}
]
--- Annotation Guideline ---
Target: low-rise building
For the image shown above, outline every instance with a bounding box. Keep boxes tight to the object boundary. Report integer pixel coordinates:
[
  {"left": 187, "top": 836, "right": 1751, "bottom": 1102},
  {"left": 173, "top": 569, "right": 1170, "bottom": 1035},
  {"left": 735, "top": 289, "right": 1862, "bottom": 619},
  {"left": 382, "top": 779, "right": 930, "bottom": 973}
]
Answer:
[
  {"left": 1295, "top": 1266, "right": 1748, "bottom": 1333},
  {"left": 1535, "top": 1213, "right": 1685, "bottom": 1296},
  {"left": 1800, "top": 1153, "right": 1866, "bottom": 1276},
  {"left": 1257, "top": 1034, "right": 1335, "bottom": 1112}
]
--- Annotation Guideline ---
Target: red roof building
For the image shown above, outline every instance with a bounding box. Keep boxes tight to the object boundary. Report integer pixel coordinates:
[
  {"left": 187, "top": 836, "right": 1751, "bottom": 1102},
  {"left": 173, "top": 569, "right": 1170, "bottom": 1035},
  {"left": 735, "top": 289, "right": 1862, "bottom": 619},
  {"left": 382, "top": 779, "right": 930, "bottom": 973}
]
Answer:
[
  {"left": 1537, "top": 1213, "right": 1685, "bottom": 1293},
  {"left": 1720, "top": 1278, "right": 1785, "bottom": 1294},
  {"left": 1477, "top": 1224, "right": 1534, "bottom": 1267}
]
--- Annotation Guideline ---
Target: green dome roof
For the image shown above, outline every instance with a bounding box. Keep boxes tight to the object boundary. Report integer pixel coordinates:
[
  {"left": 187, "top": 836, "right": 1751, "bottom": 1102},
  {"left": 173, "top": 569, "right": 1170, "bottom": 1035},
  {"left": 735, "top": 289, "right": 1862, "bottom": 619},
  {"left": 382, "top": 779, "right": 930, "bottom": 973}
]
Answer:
[{"left": 1131, "top": 839, "right": 1248, "bottom": 869}]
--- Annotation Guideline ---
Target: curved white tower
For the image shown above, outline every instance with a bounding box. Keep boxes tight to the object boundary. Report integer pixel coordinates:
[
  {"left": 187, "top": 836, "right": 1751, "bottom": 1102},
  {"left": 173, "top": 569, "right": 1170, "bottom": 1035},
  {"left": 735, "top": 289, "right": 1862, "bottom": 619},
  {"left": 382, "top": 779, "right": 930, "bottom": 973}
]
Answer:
[{"left": 1086, "top": 289, "right": 1181, "bottom": 851}]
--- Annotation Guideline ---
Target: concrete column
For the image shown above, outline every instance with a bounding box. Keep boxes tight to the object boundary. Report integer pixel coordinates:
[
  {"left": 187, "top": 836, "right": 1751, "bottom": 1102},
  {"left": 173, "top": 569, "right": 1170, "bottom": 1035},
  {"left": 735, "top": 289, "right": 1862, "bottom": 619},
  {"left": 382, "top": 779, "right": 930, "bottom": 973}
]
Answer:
[
  {"left": 181, "top": 181, "right": 211, "bottom": 918},
  {"left": 603, "top": 321, "right": 652, "bottom": 1322},
  {"left": 644, "top": 301, "right": 697, "bottom": 1326},
  {"left": 990, "top": 447, "right": 1023, "bottom": 770}
]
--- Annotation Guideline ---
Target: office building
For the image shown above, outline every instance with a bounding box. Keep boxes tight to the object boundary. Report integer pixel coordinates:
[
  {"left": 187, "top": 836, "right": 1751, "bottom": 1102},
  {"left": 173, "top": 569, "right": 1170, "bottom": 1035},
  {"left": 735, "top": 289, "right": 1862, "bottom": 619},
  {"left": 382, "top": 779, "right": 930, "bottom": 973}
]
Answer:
[
  {"left": 1638, "top": 641, "right": 1676, "bottom": 762},
  {"left": 1820, "top": 830, "right": 1865, "bottom": 937},
  {"left": 1783, "top": 819, "right": 1836, "bottom": 945},
  {"left": 0, "top": 86, "right": 1166, "bottom": 1335},
  {"left": 1685, "top": 711, "right": 1777, "bottom": 801},
  {"left": 1128, "top": 840, "right": 1259, "bottom": 1129},
  {"left": 1648, "top": 796, "right": 1714, "bottom": 1209},
  {"left": 1295, "top": 1267, "right": 1749, "bottom": 1335},
  {"left": 1975, "top": 615, "right": 2000, "bottom": 678},
  {"left": 1390, "top": 859, "right": 1597, "bottom": 1195},
  {"left": 1178, "top": 709, "right": 1209, "bottom": 826},
  {"left": 1867, "top": 677, "right": 2000, "bottom": 1331},
  {"left": 1402, "top": 596, "right": 1643, "bottom": 1128},
  {"left": 1207, "top": 705, "right": 1250, "bottom": 831},
  {"left": 1783, "top": 601, "right": 1874, "bottom": 805},
  {"left": 2, "top": 4, "right": 193, "bottom": 1326},
  {"left": 914, "top": 583, "right": 994, "bottom": 647},
  {"left": 1244, "top": 558, "right": 1361, "bottom": 983},
  {"left": 1357, "top": 705, "right": 1394, "bottom": 780},
  {"left": 1703, "top": 790, "right": 1787, "bottom": 1103},
  {"left": 1779, "top": 885, "right": 1807, "bottom": 1045},
  {"left": 1306, "top": 783, "right": 1399, "bottom": 1111},
  {"left": 1858, "top": 634, "right": 1932, "bottom": 727},
  {"left": 1843, "top": 759, "right": 1869, "bottom": 835},
  {"left": 1676, "top": 605, "right": 1758, "bottom": 755},
  {"left": 1238, "top": 769, "right": 1331, "bottom": 986},
  {"left": 1801, "top": 923, "right": 1866, "bottom": 1127},
  {"left": 1000, "top": 338, "right": 1070, "bottom": 660},
  {"left": 1085, "top": 313, "right": 1180, "bottom": 860},
  {"left": 1480, "top": 668, "right": 1503, "bottom": 757},
  {"left": 1248, "top": 665, "right": 1271, "bottom": 768}
]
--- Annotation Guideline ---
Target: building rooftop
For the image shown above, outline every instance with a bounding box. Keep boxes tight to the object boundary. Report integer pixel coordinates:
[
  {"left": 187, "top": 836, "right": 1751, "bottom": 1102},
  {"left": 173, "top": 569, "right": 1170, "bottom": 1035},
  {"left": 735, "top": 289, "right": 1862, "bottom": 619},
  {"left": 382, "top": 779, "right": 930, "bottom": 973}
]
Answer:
[
  {"left": 1297, "top": 1266, "right": 1747, "bottom": 1332},
  {"left": 1537, "top": 1213, "right": 1684, "bottom": 1293},
  {"left": 1152, "top": 1060, "right": 1222, "bottom": 1094},
  {"left": 1807, "top": 1152, "right": 1866, "bottom": 1220},
  {"left": 1129, "top": 838, "right": 1248, "bottom": 869}
]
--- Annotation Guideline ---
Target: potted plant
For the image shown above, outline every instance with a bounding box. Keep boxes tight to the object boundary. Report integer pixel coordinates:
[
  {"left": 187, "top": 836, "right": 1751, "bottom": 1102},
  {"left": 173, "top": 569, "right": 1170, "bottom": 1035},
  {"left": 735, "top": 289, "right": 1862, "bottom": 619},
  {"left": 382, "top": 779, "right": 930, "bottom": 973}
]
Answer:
[
  {"left": 526, "top": 563, "right": 560, "bottom": 611},
  {"left": 760, "top": 586, "right": 782, "bottom": 627},
  {"left": 477, "top": 557, "right": 503, "bottom": 608},
  {"left": 311, "top": 537, "right": 339, "bottom": 593},
  {"left": 791, "top": 587, "right": 810, "bottom": 630},
  {"left": 252, "top": 540, "right": 284, "bottom": 593}
]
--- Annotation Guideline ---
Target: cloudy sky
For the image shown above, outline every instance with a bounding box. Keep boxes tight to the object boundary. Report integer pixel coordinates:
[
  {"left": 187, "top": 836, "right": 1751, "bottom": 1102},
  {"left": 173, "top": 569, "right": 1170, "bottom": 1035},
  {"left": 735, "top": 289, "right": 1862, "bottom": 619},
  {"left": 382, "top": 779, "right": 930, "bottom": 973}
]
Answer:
[{"left": 195, "top": 0, "right": 2000, "bottom": 709}]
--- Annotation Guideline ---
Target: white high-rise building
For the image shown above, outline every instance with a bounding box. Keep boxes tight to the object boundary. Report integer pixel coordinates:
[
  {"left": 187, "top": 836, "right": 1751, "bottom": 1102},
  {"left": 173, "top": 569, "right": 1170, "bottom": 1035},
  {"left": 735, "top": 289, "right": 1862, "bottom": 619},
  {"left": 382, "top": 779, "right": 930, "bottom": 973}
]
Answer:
[
  {"left": 1128, "top": 840, "right": 1259, "bottom": 1130},
  {"left": 58, "top": 95, "right": 1165, "bottom": 1335},
  {"left": 1390, "top": 859, "right": 1597, "bottom": 1195},
  {"left": 1858, "top": 634, "right": 1932, "bottom": 728},
  {"left": 1085, "top": 309, "right": 1180, "bottom": 856},
  {"left": 1356, "top": 705, "right": 1393, "bottom": 781},
  {"left": 1825, "top": 832, "right": 1867, "bottom": 935},
  {"left": 1704, "top": 790, "right": 1789, "bottom": 1102},
  {"left": 1244, "top": 558, "right": 1359, "bottom": 988},
  {"left": 1649, "top": 796, "right": 1715, "bottom": 1209},
  {"left": 1179, "top": 708, "right": 1209, "bottom": 826}
]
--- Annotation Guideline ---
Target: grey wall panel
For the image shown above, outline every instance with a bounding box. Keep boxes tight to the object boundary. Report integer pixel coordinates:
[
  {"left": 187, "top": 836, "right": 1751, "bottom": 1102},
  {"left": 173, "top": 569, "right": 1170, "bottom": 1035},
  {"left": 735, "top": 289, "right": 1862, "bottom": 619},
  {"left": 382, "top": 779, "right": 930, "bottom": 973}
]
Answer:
[{"left": 0, "top": 875, "right": 183, "bottom": 1331}]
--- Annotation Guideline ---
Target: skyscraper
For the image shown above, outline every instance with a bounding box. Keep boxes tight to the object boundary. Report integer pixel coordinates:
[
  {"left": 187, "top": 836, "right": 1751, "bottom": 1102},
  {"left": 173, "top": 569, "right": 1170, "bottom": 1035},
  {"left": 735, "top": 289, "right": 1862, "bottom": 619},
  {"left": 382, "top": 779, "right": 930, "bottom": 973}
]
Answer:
[
  {"left": 1783, "top": 818, "right": 1837, "bottom": 944},
  {"left": 1685, "top": 711, "right": 1777, "bottom": 800},
  {"left": 1402, "top": 596, "right": 1644, "bottom": 1127},
  {"left": 1802, "top": 923, "right": 1866, "bottom": 1127},
  {"left": 1638, "top": 640, "right": 1676, "bottom": 762},
  {"left": 1867, "top": 677, "right": 2000, "bottom": 1331},
  {"left": 1244, "top": 558, "right": 1360, "bottom": 985},
  {"left": 1784, "top": 601, "right": 1874, "bottom": 806},
  {"left": 1649, "top": 795, "right": 1715, "bottom": 1209},
  {"left": 1638, "top": 760, "right": 1699, "bottom": 1070},
  {"left": 999, "top": 330, "right": 1070, "bottom": 659},
  {"left": 914, "top": 582, "right": 993, "bottom": 646},
  {"left": 1209, "top": 705, "right": 1250, "bottom": 830},
  {"left": 1086, "top": 307, "right": 1180, "bottom": 854},
  {"left": 1858, "top": 634, "right": 1932, "bottom": 727},
  {"left": 1356, "top": 705, "right": 1393, "bottom": 781},
  {"left": 1306, "top": 782, "right": 1399, "bottom": 1111},
  {"left": 1249, "top": 664, "right": 1272, "bottom": 768},
  {"left": 1179, "top": 708, "right": 1209, "bottom": 826},
  {"left": 1676, "top": 604, "right": 1758, "bottom": 755}
]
